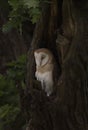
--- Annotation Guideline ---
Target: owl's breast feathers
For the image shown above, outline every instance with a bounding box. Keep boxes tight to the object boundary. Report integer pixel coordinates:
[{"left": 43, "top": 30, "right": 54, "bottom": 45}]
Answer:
[{"left": 37, "top": 63, "right": 54, "bottom": 73}]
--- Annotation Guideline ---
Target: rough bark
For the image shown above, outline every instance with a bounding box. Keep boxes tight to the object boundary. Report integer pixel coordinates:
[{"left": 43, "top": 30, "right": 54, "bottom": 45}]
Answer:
[{"left": 26, "top": 0, "right": 88, "bottom": 130}]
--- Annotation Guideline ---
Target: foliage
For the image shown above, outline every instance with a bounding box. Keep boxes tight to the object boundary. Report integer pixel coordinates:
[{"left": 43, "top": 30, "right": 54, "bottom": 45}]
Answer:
[
  {"left": 2, "top": 0, "right": 42, "bottom": 33},
  {"left": 23, "top": 0, "right": 41, "bottom": 23},
  {"left": 0, "top": 54, "right": 26, "bottom": 130},
  {"left": 7, "top": 54, "right": 26, "bottom": 84}
]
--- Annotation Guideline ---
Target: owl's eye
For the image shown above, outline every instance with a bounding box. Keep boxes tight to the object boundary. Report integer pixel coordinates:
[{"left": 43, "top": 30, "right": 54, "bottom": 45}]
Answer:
[{"left": 41, "top": 55, "right": 45, "bottom": 60}]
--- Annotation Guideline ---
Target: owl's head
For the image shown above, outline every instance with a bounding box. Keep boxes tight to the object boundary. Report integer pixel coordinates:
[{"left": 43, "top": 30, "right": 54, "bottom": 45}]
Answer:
[{"left": 34, "top": 48, "right": 53, "bottom": 67}]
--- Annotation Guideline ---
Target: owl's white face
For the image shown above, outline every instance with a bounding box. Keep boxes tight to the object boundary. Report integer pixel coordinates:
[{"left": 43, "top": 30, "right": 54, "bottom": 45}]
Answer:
[{"left": 34, "top": 52, "right": 49, "bottom": 67}]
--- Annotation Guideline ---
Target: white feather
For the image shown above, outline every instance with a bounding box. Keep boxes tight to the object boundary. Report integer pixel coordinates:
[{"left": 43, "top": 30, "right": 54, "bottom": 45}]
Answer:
[{"left": 34, "top": 49, "right": 54, "bottom": 96}]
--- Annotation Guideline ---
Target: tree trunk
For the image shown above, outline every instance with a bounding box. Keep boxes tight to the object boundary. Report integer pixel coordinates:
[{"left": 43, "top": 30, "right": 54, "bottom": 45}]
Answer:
[{"left": 26, "top": 0, "right": 88, "bottom": 130}]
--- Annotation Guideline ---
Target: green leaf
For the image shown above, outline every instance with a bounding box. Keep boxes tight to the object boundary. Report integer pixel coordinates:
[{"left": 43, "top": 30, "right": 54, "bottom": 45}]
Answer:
[
  {"left": 30, "top": 8, "right": 41, "bottom": 23},
  {"left": 0, "top": 104, "right": 11, "bottom": 119},
  {"left": 0, "top": 104, "right": 20, "bottom": 124},
  {"left": 17, "top": 54, "right": 27, "bottom": 64},
  {"left": 2, "top": 21, "right": 13, "bottom": 33},
  {"left": 0, "top": 91, "right": 4, "bottom": 97},
  {"left": 23, "top": 0, "right": 39, "bottom": 9},
  {"left": 8, "top": 0, "right": 22, "bottom": 10}
]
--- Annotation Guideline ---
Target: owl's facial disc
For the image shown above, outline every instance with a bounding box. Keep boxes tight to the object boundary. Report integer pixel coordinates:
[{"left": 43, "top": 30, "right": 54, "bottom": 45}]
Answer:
[
  {"left": 34, "top": 52, "right": 49, "bottom": 67},
  {"left": 40, "top": 53, "right": 49, "bottom": 66},
  {"left": 34, "top": 52, "right": 41, "bottom": 67}
]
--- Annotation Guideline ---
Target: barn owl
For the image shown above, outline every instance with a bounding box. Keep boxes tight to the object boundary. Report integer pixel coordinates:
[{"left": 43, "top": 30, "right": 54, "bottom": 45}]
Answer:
[{"left": 34, "top": 48, "right": 55, "bottom": 96}]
